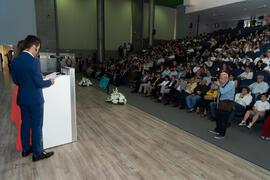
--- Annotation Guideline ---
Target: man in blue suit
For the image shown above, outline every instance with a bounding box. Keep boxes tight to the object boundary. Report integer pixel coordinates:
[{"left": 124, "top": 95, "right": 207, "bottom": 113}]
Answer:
[{"left": 11, "top": 35, "right": 55, "bottom": 162}]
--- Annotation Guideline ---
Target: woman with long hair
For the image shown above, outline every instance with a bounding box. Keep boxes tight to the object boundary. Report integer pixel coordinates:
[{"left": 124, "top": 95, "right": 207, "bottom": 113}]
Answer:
[{"left": 10, "top": 40, "right": 31, "bottom": 151}]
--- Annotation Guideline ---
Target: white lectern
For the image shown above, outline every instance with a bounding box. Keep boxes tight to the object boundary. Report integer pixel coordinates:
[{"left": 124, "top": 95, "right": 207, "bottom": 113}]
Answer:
[{"left": 42, "top": 67, "right": 77, "bottom": 149}]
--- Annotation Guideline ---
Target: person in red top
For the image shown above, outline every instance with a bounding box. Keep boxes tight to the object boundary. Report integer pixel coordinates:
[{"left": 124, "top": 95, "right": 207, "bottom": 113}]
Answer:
[{"left": 10, "top": 40, "right": 32, "bottom": 151}]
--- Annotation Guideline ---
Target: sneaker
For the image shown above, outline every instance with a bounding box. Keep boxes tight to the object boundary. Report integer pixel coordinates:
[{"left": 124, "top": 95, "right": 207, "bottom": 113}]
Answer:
[
  {"left": 238, "top": 121, "right": 247, "bottom": 126},
  {"left": 247, "top": 123, "right": 253, "bottom": 129},
  {"left": 214, "top": 135, "right": 225, "bottom": 139},
  {"left": 188, "top": 108, "right": 194, "bottom": 112},
  {"left": 208, "top": 129, "right": 219, "bottom": 135}
]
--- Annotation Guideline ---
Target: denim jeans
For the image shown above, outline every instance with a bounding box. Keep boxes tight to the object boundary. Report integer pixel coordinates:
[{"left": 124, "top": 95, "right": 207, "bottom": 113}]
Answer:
[
  {"left": 186, "top": 95, "right": 201, "bottom": 109},
  {"left": 210, "top": 102, "right": 217, "bottom": 118},
  {"left": 228, "top": 103, "right": 246, "bottom": 123}
]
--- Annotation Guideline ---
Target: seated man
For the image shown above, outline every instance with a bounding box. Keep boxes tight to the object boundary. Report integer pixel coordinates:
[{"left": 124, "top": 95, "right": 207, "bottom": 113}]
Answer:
[
  {"left": 138, "top": 72, "right": 152, "bottom": 94},
  {"left": 238, "top": 66, "right": 253, "bottom": 80},
  {"left": 176, "top": 77, "right": 197, "bottom": 109},
  {"left": 249, "top": 75, "right": 269, "bottom": 97},
  {"left": 239, "top": 93, "right": 270, "bottom": 128},
  {"left": 161, "top": 66, "right": 171, "bottom": 78},
  {"left": 228, "top": 87, "right": 252, "bottom": 123},
  {"left": 165, "top": 78, "right": 187, "bottom": 106},
  {"left": 186, "top": 79, "right": 209, "bottom": 112},
  {"left": 154, "top": 76, "right": 170, "bottom": 102},
  {"left": 148, "top": 73, "right": 163, "bottom": 98},
  {"left": 156, "top": 76, "right": 177, "bottom": 103},
  {"left": 131, "top": 70, "right": 149, "bottom": 93}
]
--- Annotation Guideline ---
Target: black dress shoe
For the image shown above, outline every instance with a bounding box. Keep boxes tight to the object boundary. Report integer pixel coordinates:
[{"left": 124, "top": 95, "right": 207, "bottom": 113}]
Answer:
[
  {"left": 32, "top": 151, "right": 54, "bottom": 162},
  {"left": 164, "top": 102, "right": 170, "bottom": 105},
  {"left": 22, "top": 148, "right": 33, "bottom": 157}
]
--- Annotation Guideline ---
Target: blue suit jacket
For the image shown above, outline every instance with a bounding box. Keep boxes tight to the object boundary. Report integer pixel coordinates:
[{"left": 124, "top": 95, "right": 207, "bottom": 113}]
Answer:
[{"left": 10, "top": 52, "right": 52, "bottom": 105}]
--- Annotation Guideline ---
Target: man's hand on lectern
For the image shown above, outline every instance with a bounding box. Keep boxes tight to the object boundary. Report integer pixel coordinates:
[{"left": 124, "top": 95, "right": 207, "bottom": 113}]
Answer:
[{"left": 50, "top": 79, "right": 55, "bottom": 85}]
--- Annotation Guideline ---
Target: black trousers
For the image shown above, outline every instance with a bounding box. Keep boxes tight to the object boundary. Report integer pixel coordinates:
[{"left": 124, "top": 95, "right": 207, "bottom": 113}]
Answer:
[{"left": 215, "top": 110, "right": 230, "bottom": 136}]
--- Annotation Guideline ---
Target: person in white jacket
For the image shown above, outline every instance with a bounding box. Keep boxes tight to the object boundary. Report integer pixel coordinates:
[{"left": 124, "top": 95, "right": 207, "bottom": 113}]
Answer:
[
  {"left": 239, "top": 93, "right": 270, "bottom": 128},
  {"left": 238, "top": 66, "right": 253, "bottom": 80},
  {"left": 228, "top": 87, "right": 252, "bottom": 123}
]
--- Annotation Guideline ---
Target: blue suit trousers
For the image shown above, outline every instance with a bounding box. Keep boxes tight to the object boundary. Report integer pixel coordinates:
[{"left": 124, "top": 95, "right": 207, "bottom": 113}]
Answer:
[{"left": 20, "top": 104, "right": 44, "bottom": 157}]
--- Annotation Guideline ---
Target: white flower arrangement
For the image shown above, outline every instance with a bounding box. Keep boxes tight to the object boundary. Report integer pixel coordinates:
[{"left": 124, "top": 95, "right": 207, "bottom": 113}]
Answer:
[
  {"left": 78, "top": 77, "right": 93, "bottom": 87},
  {"left": 106, "top": 88, "right": 127, "bottom": 105}
]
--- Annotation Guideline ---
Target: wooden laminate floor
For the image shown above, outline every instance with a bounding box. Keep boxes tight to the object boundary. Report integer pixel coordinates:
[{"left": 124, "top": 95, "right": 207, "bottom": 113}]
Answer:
[{"left": 0, "top": 72, "right": 270, "bottom": 180}]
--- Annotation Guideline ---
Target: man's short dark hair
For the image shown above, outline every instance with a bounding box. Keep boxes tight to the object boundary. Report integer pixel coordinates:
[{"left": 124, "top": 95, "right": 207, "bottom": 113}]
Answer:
[{"left": 23, "top": 35, "right": 41, "bottom": 50}]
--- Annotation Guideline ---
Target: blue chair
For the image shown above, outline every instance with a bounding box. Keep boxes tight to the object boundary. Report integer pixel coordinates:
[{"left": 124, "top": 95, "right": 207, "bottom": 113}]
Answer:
[
  {"left": 254, "top": 51, "right": 261, "bottom": 59},
  {"left": 239, "top": 79, "right": 254, "bottom": 88},
  {"left": 263, "top": 43, "right": 270, "bottom": 53},
  {"left": 246, "top": 52, "right": 254, "bottom": 60}
]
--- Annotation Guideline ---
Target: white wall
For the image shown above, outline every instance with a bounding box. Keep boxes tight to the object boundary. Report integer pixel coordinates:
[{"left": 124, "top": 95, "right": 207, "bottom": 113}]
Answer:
[
  {"left": 0, "top": 0, "right": 37, "bottom": 46},
  {"left": 144, "top": 3, "right": 176, "bottom": 40},
  {"left": 185, "top": 0, "right": 246, "bottom": 14}
]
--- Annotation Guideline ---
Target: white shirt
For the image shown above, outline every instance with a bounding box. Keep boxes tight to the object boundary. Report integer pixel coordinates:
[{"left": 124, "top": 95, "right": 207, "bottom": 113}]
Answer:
[
  {"left": 264, "top": 66, "right": 270, "bottom": 72},
  {"left": 223, "top": 57, "right": 233, "bottom": 62},
  {"left": 254, "top": 100, "right": 270, "bottom": 111},
  {"left": 240, "top": 58, "right": 253, "bottom": 64},
  {"left": 160, "top": 80, "right": 170, "bottom": 86},
  {"left": 263, "top": 57, "right": 270, "bottom": 66},
  {"left": 193, "top": 66, "right": 200, "bottom": 73},
  {"left": 239, "top": 72, "right": 253, "bottom": 79},
  {"left": 249, "top": 81, "right": 269, "bottom": 94},
  {"left": 210, "top": 56, "right": 216, "bottom": 61},
  {"left": 234, "top": 93, "right": 252, "bottom": 107},
  {"left": 168, "top": 55, "right": 175, "bottom": 59}
]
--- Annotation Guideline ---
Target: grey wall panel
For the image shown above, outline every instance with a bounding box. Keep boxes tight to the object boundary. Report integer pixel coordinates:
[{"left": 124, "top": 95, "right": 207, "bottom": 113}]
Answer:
[{"left": 35, "top": 0, "right": 57, "bottom": 51}]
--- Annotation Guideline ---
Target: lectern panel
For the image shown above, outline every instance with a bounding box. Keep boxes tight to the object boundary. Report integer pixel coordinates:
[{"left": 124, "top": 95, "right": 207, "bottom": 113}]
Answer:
[{"left": 43, "top": 75, "right": 73, "bottom": 149}]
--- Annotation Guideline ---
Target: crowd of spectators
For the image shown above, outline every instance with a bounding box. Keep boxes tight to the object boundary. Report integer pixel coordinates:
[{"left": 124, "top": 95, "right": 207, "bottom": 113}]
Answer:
[{"left": 86, "top": 24, "right": 270, "bottom": 140}]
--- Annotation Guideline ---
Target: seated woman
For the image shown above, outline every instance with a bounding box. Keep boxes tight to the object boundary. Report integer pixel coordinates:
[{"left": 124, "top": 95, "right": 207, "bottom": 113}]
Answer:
[
  {"left": 186, "top": 79, "right": 209, "bottom": 112},
  {"left": 220, "top": 63, "right": 229, "bottom": 74},
  {"left": 255, "top": 60, "right": 265, "bottom": 71},
  {"left": 198, "top": 82, "right": 218, "bottom": 117},
  {"left": 239, "top": 93, "right": 270, "bottom": 128},
  {"left": 238, "top": 66, "right": 253, "bottom": 80},
  {"left": 228, "top": 87, "right": 252, "bottom": 123}
]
